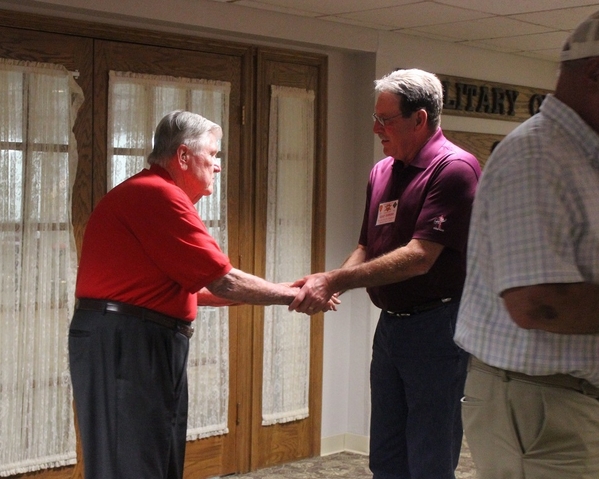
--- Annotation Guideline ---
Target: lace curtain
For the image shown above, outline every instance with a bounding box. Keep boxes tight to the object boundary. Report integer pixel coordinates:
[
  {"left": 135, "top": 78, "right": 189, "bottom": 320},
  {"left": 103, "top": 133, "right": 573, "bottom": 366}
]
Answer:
[
  {"left": 0, "top": 59, "right": 83, "bottom": 476},
  {"left": 108, "top": 71, "right": 231, "bottom": 439},
  {"left": 262, "top": 86, "right": 314, "bottom": 425}
]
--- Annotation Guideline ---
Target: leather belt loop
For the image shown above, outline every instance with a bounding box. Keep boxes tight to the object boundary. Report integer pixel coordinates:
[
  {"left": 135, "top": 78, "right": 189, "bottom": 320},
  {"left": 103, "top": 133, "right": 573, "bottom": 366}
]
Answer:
[
  {"left": 75, "top": 298, "right": 194, "bottom": 339},
  {"left": 469, "top": 356, "right": 599, "bottom": 399}
]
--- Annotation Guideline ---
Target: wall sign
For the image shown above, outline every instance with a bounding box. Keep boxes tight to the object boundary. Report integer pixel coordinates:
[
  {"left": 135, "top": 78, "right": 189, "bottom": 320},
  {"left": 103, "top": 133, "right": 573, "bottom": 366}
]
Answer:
[{"left": 437, "top": 73, "right": 552, "bottom": 123}]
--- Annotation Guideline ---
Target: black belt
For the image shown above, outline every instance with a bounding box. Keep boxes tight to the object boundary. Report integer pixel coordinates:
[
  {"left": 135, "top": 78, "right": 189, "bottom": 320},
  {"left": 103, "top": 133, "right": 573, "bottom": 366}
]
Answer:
[
  {"left": 469, "top": 356, "right": 599, "bottom": 398},
  {"left": 386, "top": 297, "right": 454, "bottom": 317},
  {"left": 76, "top": 298, "right": 194, "bottom": 339}
]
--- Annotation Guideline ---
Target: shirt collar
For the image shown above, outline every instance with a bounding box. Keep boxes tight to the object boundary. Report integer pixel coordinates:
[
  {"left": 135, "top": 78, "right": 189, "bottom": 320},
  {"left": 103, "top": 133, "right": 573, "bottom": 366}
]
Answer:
[{"left": 408, "top": 128, "right": 445, "bottom": 170}]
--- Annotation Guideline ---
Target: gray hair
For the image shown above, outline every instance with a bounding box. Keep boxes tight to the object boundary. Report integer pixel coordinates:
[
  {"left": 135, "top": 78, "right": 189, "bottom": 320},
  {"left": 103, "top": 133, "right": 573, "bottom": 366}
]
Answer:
[
  {"left": 147, "top": 110, "right": 222, "bottom": 167},
  {"left": 374, "top": 69, "right": 443, "bottom": 129}
]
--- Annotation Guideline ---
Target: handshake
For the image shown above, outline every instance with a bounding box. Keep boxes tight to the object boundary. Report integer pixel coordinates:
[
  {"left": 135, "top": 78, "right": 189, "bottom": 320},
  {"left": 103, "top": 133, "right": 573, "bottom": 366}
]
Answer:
[{"left": 286, "top": 271, "right": 341, "bottom": 315}]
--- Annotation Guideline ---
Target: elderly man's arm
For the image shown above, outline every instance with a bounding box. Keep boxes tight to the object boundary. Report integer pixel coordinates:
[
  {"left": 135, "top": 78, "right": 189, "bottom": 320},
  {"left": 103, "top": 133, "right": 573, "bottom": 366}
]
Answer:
[
  {"left": 502, "top": 283, "right": 599, "bottom": 334},
  {"left": 289, "top": 239, "right": 444, "bottom": 313},
  {"left": 197, "top": 287, "right": 242, "bottom": 307},
  {"left": 204, "top": 267, "right": 299, "bottom": 306}
]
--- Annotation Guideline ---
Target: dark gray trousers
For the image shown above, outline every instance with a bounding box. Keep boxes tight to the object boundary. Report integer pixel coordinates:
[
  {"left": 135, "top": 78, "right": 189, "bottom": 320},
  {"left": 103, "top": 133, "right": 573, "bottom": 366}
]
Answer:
[{"left": 69, "top": 309, "right": 189, "bottom": 479}]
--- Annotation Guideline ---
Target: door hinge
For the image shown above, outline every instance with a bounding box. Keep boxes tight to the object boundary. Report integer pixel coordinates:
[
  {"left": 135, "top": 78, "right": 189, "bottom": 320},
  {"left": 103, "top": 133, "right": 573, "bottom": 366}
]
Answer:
[
  {"left": 236, "top": 402, "right": 241, "bottom": 425},
  {"left": 241, "top": 105, "right": 246, "bottom": 126}
]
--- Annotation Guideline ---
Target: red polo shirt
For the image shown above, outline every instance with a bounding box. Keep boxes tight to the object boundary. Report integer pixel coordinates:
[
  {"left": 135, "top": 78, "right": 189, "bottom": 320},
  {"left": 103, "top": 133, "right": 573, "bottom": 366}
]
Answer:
[
  {"left": 359, "top": 129, "right": 480, "bottom": 312},
  {"left": 75, "top": 165, "right": 232, "bottom": 321}
]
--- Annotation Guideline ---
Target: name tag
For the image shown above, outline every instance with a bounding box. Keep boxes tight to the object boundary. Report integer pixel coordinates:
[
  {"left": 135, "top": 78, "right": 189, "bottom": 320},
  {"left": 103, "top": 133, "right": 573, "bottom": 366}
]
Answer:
[{"left": 376, "top": 200, "right": 398, "bottom": 225}]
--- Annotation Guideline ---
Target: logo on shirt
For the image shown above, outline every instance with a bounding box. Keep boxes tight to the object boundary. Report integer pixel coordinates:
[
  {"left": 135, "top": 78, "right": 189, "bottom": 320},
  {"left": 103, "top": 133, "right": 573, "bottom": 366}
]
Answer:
[{"left": 433, "top": 215, "right": 447, "bottom": 232}]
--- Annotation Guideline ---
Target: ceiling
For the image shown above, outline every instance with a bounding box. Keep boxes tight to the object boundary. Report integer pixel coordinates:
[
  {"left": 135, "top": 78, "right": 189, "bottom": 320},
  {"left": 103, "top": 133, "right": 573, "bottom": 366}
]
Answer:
[{"left": 206, "top": 0, "right": 599, "bottom": 62}]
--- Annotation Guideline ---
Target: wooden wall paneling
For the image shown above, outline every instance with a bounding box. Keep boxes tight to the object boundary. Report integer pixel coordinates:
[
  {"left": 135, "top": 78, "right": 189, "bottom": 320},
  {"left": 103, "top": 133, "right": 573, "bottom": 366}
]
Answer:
[{"left": 443, "top": 130, "right": 505, "bottom": 169}]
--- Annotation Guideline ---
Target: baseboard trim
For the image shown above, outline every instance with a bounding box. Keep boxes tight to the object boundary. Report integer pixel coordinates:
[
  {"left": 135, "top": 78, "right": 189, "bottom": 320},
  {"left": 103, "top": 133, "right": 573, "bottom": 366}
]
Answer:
[{"left": 320, "top": 433, "right": 369, "bottom": 456}]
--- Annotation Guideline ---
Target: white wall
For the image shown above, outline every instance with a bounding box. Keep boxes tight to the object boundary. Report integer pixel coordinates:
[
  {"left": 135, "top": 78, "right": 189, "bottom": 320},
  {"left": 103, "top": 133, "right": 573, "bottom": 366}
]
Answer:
[{"left": 0, "top": 0, "right": 561, "bottom": 455}]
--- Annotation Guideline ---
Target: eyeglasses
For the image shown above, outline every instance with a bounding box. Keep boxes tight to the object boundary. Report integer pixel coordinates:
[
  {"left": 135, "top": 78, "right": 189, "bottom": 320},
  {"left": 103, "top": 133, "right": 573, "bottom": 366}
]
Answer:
[{"left": 372, "top": 112, "right": 404, "bottom": 127}]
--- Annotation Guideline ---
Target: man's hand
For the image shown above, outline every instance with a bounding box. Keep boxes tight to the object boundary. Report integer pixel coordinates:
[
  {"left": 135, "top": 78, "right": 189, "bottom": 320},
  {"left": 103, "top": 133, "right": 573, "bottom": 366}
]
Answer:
[{"left": 289, "top": 272, "right": 338, "bottom": 314}]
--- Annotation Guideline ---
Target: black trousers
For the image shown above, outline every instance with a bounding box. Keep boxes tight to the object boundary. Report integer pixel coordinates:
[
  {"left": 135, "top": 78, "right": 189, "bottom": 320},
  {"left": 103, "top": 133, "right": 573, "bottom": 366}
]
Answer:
[{"left": 69, "top": 309, "right": 190, "bottom": 479}]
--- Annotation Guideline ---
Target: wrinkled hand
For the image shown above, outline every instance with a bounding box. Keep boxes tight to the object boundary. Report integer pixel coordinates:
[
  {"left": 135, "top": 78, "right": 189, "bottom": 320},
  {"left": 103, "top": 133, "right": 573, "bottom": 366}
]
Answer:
[{"left": 288, "top": 272, "right": 339, "bottom": 314}]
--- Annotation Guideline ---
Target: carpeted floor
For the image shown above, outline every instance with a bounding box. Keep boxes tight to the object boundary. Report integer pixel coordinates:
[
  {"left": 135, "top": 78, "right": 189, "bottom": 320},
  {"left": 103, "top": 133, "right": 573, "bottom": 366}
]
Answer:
[{"left": 231, "top": 439, "right": 476, "bottom": 478}]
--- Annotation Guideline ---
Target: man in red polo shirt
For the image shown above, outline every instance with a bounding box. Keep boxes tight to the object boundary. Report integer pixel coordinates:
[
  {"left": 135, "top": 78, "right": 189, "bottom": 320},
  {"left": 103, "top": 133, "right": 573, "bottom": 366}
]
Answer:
[
  {"left": 69, "top": 110, "right": 328, "bottom": 479},
  {"left": 290, "top": 69, "right": 480, "bottom": 479}
]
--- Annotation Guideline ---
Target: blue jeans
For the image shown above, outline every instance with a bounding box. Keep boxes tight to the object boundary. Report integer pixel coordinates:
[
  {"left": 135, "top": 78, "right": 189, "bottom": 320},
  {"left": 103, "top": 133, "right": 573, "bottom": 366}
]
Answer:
[{"left": 369, "top": 303, "right": 468, "bottom": 479}]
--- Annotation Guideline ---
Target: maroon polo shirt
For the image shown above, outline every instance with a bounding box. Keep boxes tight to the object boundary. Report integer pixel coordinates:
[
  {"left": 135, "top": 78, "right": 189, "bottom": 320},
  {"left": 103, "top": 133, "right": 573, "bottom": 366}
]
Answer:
[
  {"left": 359, "top": 128, "right": 480, "bottom": 312},
  {"left": 76, "top": 164, "right": 232, "bottom": 321}
]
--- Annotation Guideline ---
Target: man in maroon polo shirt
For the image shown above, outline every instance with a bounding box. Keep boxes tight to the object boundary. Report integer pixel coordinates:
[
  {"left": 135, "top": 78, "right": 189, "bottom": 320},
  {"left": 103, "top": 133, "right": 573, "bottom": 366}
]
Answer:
[
  {"left": 69, "top": 110, "right": 332, "bottom": 479},
  {"left": 290, "top": 69, "right": 480, "bottom": 479}
]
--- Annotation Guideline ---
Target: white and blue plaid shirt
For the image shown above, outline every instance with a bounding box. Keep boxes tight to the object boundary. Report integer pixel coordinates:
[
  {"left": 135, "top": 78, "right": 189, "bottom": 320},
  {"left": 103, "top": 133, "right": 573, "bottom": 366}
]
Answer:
[{"left": 455, "top": 94, "right": 599, "bottom": 387}]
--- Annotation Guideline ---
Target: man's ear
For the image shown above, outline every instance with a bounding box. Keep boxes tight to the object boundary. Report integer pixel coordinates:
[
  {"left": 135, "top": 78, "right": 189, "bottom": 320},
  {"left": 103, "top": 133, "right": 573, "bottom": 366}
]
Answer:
[
  {"left": 414, "top": 109, "right": 428, "bottom": 131},
  {"left": 584, "top": 57, "right": 599, "bottom": 83},
  {"left": 176, "top": 144, "right": 189, "bottom": 170}
]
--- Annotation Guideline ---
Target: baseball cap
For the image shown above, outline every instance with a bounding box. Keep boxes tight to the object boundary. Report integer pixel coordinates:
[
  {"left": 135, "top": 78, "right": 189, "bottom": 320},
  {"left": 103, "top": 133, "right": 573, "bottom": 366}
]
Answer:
[{"left": 560, "top": 10, "right": 599, "bottom": 62}]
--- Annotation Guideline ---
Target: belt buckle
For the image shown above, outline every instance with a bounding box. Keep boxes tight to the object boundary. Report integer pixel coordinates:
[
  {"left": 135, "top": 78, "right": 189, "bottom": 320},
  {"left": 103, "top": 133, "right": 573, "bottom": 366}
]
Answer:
[{"left": 177, "top": 323, "right": 194, "bottom": 339}]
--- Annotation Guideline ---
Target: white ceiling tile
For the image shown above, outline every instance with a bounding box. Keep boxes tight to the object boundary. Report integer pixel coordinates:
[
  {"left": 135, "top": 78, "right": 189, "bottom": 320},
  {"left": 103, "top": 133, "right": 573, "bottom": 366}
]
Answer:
[
  {"left": 468, "top": 31, "right": 569, "bottom": 52},
  {"left": 510, "top": 5, "right": 599, "bottom": 30},
  {"left": 236, "top": 0, "right": 417, "bottom": 16},
  {"left": 434, "top": 0, "right": 599, "bottom": 16},
  {"left": 201, "top": 0, "right": 599, "bottom": 62},
  {"left": 458, "top": 40, "right": 521, "bottom": 54},
  {"left": 399, "top": 28, "right": 461, "bottom": 43},
  {"left": 323, "top": 15, "right": 397, "bottom": 31},
  {"left": 411, "top": 17, "right": 553, "bottom": 41},
  {"left": 337, "top": 1, "right": 491, "bottom": 29},
  {"left": 518, "top": 48, "right": 563, "bottom": 61},
  {"left": 234, "top": 0, "right": 318, "bottom": 17}
]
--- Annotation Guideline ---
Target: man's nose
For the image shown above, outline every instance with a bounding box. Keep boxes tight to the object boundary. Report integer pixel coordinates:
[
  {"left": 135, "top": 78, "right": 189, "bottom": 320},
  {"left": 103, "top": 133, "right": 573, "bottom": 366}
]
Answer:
[{"left": 373, "top": 121, "right": 384, "bottom": 134}]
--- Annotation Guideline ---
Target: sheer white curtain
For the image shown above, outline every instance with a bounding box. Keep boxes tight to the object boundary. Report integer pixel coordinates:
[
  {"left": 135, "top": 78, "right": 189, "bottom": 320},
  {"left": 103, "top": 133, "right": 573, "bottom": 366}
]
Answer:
[
  {"left": 108, "top": 71, "right": 231, "bottom": 439},
  {"left": 0, "top": 59, "right": 83, "bottom": 476},
  {"left": 262, "top": 86, "right": 314, "bottom": 425}
]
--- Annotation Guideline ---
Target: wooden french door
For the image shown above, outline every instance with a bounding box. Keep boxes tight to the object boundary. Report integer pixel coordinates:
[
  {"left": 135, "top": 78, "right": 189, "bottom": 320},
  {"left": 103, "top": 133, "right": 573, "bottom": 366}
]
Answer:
[{"left": 250, "top": 48, "right": 327, "bottom": 470}]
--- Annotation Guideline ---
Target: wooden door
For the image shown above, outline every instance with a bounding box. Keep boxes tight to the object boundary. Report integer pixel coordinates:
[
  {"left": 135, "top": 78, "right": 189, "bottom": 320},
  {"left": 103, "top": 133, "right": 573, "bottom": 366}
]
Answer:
[{"left": 251, "top": 48, "right": 328, "bottom": 470}]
